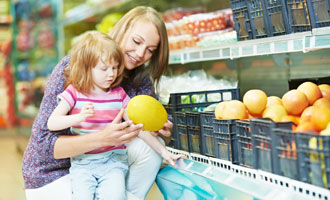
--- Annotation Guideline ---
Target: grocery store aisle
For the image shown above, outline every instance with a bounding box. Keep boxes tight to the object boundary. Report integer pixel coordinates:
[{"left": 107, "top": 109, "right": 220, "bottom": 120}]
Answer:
[
  {"left": 0, "top": 135, "right": 26, "bottom": 200},
  {"left": 0, "top": 134, "right": 163, "bottom": 200}
]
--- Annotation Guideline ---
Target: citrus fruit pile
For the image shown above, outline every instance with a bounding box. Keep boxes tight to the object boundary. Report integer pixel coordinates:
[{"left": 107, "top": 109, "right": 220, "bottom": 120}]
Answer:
[{"left": 214, "top": 82, "right": 330, "bottom": 135}]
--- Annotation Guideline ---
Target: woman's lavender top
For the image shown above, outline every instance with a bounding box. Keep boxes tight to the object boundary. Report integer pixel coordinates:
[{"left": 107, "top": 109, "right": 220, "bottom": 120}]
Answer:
[{"left": 22, "top": 56, "right": 153, "bottom": 189}]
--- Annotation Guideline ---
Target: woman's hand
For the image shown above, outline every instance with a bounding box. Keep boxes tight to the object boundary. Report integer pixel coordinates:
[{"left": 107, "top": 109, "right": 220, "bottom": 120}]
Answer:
[
  {"left": 150, "top": 120, "right": 173, "bottom": 137},
  {"left": 100, "top": 109, "right": 143, "bottom": 146}
]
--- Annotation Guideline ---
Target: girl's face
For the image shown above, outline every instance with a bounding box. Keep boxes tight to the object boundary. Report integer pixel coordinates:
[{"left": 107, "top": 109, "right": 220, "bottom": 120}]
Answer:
[
  {"left": 122, "top": 20, "right": 160, "bottom": 70},
  {"left": 91, "top": 56, "right": 118, "bottom": 93}
]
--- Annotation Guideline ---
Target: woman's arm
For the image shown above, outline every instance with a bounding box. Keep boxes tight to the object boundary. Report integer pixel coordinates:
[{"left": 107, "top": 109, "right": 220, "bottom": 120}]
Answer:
[{"left": 53, "top": 109, "right": 143, "bottom": 159}]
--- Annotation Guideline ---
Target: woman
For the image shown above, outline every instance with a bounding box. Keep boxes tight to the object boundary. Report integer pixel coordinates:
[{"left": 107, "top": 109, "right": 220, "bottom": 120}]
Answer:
[{"left": 23, "top": 6, "right": 172, "bottom": 200}]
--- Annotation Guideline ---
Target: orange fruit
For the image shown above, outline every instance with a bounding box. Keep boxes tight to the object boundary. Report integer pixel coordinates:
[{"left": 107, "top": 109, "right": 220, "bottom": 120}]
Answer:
[
  {"left": 243, "top": 89, "right": 267, "bottom": 115},
  {"left": 221, "top": 100, "right": 248, "bottom": 120},
  {"left": 313, "top": 97, "right": 330, "bottom": 109},
  {"left": 215, "top": 101, "right": 227, "bottom": 119},
  {"left": 262, "top": 104, "right": 287, "bottom": 122},
  {"left": 280, "top": 115, "right": 300, "bottom": 130},
  {"left": 300, "top": 106, "right": 315, "bottom": 123},
  {"left": 311, "top": 106, "right": 330, "bottom": 131},
  {"left": 127, "top": 95, "right": 167, "bottom": 131},
  {"left": 266, "top": 96, "right": 283, "bottom": 107},
  {"left": 248, "top": 111, "right": 262, "bottom": 119},
  {"left": 295, "top": 121, "right": 318, "bottom": 133},
  {"left": 282, "top": 89, "right": 309, "bottom": 116},
  {"left": 319, "top": 84, "right": 330, "bottom": 100},
  {"left": 297, "top": 81, "right": 322, "bottom": 105}
]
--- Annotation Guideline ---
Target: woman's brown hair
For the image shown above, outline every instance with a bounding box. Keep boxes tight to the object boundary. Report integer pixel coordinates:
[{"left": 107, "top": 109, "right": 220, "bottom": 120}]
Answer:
[
  {"left": 65, "top": 31, "right": 124, "bottom": 94},
  {"left": 109, "top": 6, "right": 169, "bottom": 93}
]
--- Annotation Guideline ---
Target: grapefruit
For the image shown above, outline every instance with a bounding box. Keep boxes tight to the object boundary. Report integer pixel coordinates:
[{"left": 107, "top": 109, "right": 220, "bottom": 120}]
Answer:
[
  {"left": 297, "top": 81, "right": 322, "bottom": 105},
  {"left": 262, "top": 104, "right": 287, "bottom": 122},
  {"left": 215, "top": 101, "right": 227, "bottom": 119},
  {"left": 313, "top": 97, "right": 330, "bottom": 109},
  {"left": 266, "top": 96, "right": 283, "bottom": 107},
  {"left": 300, "top": 106, "right": 315, "bottom": 123},
  {"left": 318, "top": 84, "right": 330, "bottom": 100},
  {"left": 311, "top": 106, "right": 330, "bottom": 131},
  {"left": 282, "top": 89, "right": 309, "bottom": 116},
  {"left": 243, "top": 89, "right": 267, "bottom": 115},
  {"left": 221, "top": 100, "right": 248, "bottom": 120},
  {"left": 127, "top": 95, "right": 167, "bottom": 132}
]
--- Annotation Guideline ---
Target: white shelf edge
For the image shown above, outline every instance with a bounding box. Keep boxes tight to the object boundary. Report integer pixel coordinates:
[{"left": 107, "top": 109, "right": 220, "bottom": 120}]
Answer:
[
  {"left": 166, "top": 147, "right": 330, "bottom": 200},
  {"left": 169, "top": 27, "right": 330, "bottom": 64}
]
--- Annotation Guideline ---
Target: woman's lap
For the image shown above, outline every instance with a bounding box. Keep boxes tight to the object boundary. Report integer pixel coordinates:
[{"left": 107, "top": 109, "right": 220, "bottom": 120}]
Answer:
[{"left": 25, "top": 137, "right": 163, "bottom": 200}]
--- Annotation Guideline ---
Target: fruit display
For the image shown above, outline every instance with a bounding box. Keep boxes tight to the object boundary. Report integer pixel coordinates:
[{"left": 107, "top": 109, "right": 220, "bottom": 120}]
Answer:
[
  {"left": 209, "top": 81, "right": 330, "bottom": 189},
  {"left": 127, "top": 95, "right": 168, "bottom": 132},
  {"left": 166, "top": 8, "right": 237, "bottom": 50},
  {"left": 213, "top": 81, "right": 330, "bottom": 134}
]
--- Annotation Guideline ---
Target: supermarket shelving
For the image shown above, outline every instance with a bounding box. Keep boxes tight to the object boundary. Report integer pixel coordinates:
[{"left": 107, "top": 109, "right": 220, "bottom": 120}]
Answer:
[
  {"left": 60, "top": 0, "right": 125, "bottom": 26},
  {"left": 160, "top": 147, "right": 330, "bottom": 200},
  {"left": 169, "top": 27, "right": 330, "bottom": 64}
]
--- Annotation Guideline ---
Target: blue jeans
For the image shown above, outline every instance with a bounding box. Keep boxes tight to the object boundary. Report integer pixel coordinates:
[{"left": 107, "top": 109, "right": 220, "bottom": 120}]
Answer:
[{"left": 70, "top": 150, "right": 128, "bottom": 200}]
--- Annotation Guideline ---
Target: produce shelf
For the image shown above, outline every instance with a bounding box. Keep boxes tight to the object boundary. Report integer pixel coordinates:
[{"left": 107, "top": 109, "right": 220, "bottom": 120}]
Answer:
[
  {"left": 169, "top": 26, "right": 330, "bottom": 64},
  {"left": 159, "top": 147, "right": 330, "bottom": 200}
]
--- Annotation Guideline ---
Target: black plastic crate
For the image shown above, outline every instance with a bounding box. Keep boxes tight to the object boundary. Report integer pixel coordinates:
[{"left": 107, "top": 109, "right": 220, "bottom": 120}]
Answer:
[
  {"left": 230, "top": 0, "right": 254, "bottom": 40},
  {"left": 168, "top": 89, "right": 240, "bottom": 150},
  {"left": 296, "top": 133, "right": 330, "bottom": 189},
  {"left": 272, "top": 128, "right": 299, "bottom": 180},
  {"left": 200, "top": 112, "right": 216, "bottom": 157},
  {"left": 235, "top": 120, "right": 253, "bottom": 168},
  {"left": 175, "top": 111, "right": 186, "bottom": 126},
  {"left": 247, "top": 0, "right": 270, "bottom": 39},
  {"left": 307, "top": 0, "right": 330, "bottom": 28},
  {"left": 286, "top": 0, "right": 312, "bottom": 32},
  {"left": 187, "top": 125, "right": 202, "bottom": 154},
  {"left": 250, "top": 118, "right": 293, "bottom": 173},
  {"left": 264, "top": 0, "right": 291, "bottom": 36},
  {"left": 213, "top": 119, "right": 238, "bottom": 163},
  {"left": 177, "top": 124, "right": 189, "bottom": 152}
]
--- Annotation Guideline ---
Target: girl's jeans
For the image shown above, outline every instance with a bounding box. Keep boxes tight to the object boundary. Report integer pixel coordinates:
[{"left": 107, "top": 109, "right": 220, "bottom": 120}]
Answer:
[
  {"left": 70, "top": 151, "right": 128, "bottom": 200},
  {"left": 25, "top": 137, "right": 163, "bottom": 200}
]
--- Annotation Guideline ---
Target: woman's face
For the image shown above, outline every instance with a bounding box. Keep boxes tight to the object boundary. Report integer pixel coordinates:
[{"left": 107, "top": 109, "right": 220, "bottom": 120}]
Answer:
[{"left": 122, "top": 20, "right": 160, "bottom": 70}]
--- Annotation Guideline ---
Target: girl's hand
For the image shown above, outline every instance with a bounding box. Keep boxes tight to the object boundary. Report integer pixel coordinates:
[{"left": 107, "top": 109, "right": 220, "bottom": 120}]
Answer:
[
  {"left": 100, "top": 109, "right": 143, "bottom": 146},
  {"left": 161, "top": 150, "right": 187, "bottom": 166},
  {"left": 80, "top": 102, "right": 95, "bottom": 121}
]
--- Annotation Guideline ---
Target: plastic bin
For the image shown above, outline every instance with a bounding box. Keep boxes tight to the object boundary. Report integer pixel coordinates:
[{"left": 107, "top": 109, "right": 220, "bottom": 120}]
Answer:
[
  {"left": 296, "top": 133, "right": 330, "bottom": 189},
  {"left": 263, "top": 0, "right": 291, "bottom": 36},
  {"left": 167, "top": 89, "right": 240, "bottom": 151},
  {"left": 200, "top": 112, "right": 216, "bottom": 157},
  {"left": 250, "top": 118, "right": 293, "bottom": 173},
  {"left": 272, "top": 128, "right": 299, "bottom": 180},
  {"left": 235, "top": 119, "right": 253, "bottom": 168},
  {"left": 247, "top": 0, "right": 270, "bottom": 39},
  {"left": 230, "top": 0, "right": 254, "bottom": 40},
  {"left": 286, "top": 0, "right": 312, "bottom": 32},
  {"left": 307, "top": 0, "right": 330, "bottom": 28},
  {"left": 212, "top": 119, "right": 238, "bottom": 164}
]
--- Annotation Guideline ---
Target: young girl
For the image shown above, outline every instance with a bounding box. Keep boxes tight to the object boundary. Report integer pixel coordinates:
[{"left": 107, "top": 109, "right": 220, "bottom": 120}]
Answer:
[{"left": 47, "top": 31, "right": 180, "bottom": 199}]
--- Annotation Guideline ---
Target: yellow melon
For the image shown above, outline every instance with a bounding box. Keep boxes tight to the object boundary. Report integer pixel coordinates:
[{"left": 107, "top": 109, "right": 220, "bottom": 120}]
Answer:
[{"left": 127, "top": 95, "right": 167, "bottom": 132}]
